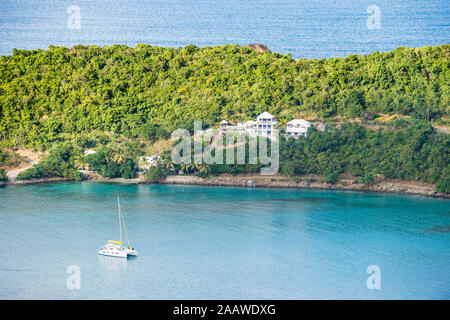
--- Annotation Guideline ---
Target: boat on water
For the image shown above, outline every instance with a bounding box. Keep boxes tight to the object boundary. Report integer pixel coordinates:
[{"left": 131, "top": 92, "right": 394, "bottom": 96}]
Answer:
[{"left": 98, "top": 197, "right": 138, "bottom": 258}]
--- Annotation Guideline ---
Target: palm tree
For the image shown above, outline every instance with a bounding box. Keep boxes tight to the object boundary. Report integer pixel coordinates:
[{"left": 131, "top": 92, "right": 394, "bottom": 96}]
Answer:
[
  {"left": 165, "top": 160, "right": 175, "bottom": 170},
  {"left": 140, "top": 158, "right": 151, "bottom": 171},
  {"left": 113, "top": 151, "right": 126, "bottom": 164},
  {"left": 197, "top": 164, "right": 209, "bottom": 174},
  {"left": 189, "top": 163, "right": 199, "bottom": 173},
  {"left": 179, "top": 163, "right": 190, "bottom": 174}
]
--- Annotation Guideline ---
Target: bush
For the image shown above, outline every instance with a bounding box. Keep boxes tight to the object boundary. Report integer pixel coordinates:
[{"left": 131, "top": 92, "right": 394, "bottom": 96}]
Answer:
[
  {"left": 17, "top": 144, "right": 80, "bottom": 180},
  {"left": 145, "top": 166, "right": 168, "bottom": 182},
  {"left": 85, "top": 151, "right": 108, "bottom": 171},
  {"left": 324, "top": 170, "right": 339, "bottom": 183},
  {"left": 0, "top": 168, "right": 7, "bottom": 181},
  {"left": 119, "top": 159, "right": 137, "bottom": 179},
  {"left": 436, "top": 167, "right": 449, "bottom": 193},
  {"left": 196, "top": 171, "right": 210, "bottom": 178},
  {"left": 436, "top": 178, "right": 449, "bottom": 193},
  {"left": 281, "top": 161, "right": 295, "bottom": 177},
  {"left": 0, "top": 149, "right": 24, "bottom": 167},
  {"left": 100, "top": 162, "right": 121, "bottom": 178}
]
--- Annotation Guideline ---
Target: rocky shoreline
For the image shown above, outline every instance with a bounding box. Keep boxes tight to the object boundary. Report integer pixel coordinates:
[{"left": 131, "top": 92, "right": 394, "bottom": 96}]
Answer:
[
  {"left": 4, "top": 172, "right": 449, "bottom": 199},
  {"left": 158, "top": 174, "right": 449, "bottom": 199}
]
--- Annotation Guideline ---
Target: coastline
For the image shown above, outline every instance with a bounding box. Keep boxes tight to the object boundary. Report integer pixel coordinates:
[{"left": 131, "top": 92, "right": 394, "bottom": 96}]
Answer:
[
  {"left": 5, "top": 172, "right": 448, "bottom": 199},
  {"left": 159, "top": 174, "right": 449, "bottom": 199}
]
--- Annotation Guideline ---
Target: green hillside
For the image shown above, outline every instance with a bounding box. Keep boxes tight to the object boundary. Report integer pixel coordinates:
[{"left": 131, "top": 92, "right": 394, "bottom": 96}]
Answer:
[{"left": 0, "top": 44, "right": 448, "bottom": 149}]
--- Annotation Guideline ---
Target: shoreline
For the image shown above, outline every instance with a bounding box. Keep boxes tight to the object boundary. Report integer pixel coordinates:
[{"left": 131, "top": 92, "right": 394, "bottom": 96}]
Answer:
[
  {"left": 5, "top": 172, "right": 449, "bottom": 199},
  {"left": 159, "top": 175, "right": 449, "bottom": 199}
]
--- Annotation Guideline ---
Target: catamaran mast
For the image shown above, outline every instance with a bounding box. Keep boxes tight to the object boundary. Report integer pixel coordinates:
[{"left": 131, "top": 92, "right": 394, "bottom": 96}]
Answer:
[{"left": 118, "top": 196, "right": 122, "bottom": 244}]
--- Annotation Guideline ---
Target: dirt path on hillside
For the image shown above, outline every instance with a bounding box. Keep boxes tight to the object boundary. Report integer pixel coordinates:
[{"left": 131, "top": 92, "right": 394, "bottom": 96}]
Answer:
[
  {"left": 4, "top": 149, "right": 45, "bottom": 184},
  {"left": 6, "top": 158, "right": 38, "bottom": 183}
]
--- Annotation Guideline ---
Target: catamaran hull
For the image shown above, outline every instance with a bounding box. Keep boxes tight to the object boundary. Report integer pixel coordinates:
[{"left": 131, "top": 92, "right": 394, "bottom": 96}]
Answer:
[
  {"left": 127, "top": 249, "right": 138, "bottom": 256},
  {"left": 98, "top": 249, "right": 128, "bottom": 258}
]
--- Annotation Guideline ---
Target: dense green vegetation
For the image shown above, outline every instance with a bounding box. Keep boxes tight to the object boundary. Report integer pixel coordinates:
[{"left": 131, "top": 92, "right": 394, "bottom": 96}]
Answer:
[
  {"left": 85, "top": 148, "right": 137, "bottom": 179},
  {"left": 1, "top": 44, "right": 448, "bottom": 192},
  {"left": 13, "top": 119, "right": 450, "bottom": 193},
  {"left": 144, "top": 166, "right": 168, "bottom": 182},
  {"left": 16, "top": 142, "right": 140, "bottom": 180},
  {"left": 278, "top": 121, "right": 449, "bottom": 190},
  {"left": 163, "top": 119, "right": 449, "bottom": 192},
  {"left": 0, "top": 44, "right": 448, "bottom": 149}
]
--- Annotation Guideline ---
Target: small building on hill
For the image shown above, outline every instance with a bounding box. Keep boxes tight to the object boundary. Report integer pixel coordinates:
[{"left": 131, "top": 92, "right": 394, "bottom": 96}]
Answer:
[
  {"left": 286, "top": 119, "right": 311, "bottom": 138},
  {"left": 255, "top": 111, "right": 277, "bottom": 137},
  {"left": 84, "top": 149, "right": 97, "bottom": 156},
  {"left": 138, "top": 155, "right": 161, "bottom": 171}
]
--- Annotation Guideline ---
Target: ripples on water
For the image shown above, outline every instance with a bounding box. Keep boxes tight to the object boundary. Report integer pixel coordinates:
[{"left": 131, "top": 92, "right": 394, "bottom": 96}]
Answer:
[
  {"left": 0, "top": 182, "right": 449, "bottom": 299},
  {"left": 0, "top": 0, "right": 449, "bottom": 58}
]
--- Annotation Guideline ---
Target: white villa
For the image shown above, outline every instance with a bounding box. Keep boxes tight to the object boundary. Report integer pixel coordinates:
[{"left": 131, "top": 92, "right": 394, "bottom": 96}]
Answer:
[
  {"left": 254, "top": 112, "right": 278, "bottom": 137},
  {"left": 286, "top": 119, "right": 311, "bottom": 138},
  {"left": 219, "top": 112, "right": 278, "bottom": 138},
  {"left": 218, "top": 112, "right": 318, "bottom": 139}
]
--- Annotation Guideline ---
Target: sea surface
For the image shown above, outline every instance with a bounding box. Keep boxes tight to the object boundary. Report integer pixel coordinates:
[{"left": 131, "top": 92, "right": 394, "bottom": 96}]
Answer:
[
  {"left": 0, "top": 0, "right": 449, "bottom": 58},
  {"left": 0, "top": 182, "right": 449, "bottom": 299}
]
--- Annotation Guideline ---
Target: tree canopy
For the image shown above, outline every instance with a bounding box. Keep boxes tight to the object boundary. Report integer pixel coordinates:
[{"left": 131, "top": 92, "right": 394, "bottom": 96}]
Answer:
[{"left": 0, "top": 44, "right": 448, "bottom": 149}]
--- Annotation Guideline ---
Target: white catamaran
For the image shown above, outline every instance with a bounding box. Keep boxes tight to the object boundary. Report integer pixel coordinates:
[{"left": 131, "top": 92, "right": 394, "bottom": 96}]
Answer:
[{"left": 98, "top": 197, "right": 138, "bottom": 258}]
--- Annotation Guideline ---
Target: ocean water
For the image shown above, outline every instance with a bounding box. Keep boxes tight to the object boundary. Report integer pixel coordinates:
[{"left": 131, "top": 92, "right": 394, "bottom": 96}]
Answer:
[
  {"left": 0, "top": 182, "right": 449, "bottom": 299},
  {"left": 0, "top": 0, "right": 448, "bottom": 58}
]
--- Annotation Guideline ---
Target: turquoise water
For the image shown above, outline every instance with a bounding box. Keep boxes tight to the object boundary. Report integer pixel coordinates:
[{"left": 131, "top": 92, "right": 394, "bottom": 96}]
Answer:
[
  {"left": 0, "top": 0, "right": 449, "bottom": 58},
  {"left": 0, "top": 182, "right": 449, "bottom": 299}
]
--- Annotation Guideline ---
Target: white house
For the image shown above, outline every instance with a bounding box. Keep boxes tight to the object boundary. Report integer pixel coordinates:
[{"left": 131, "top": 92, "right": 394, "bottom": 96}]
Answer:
[
  {"left": 219, "top": 120, "right": 245, "bottom": 135},
  {"left": 239, "top": 120, "right": 258, "bottom": 136},
  {"left": 286, "top": 119, "right": 311, "bottom": 138},
  {"left": 138, "top": 155, "right": 161, "bottom": 171},
  {"left": 219, "top": 120, "right": 234, "bottom": 135},
  {"left": 219, "top": 112, "right": 278, "bottom": 138},
  {"left": 255, "top": 111, "right": 277, "bottom": 137}
]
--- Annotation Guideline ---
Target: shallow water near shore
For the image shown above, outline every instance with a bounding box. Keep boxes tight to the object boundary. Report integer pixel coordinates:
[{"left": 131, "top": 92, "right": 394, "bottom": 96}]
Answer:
[{"left": 0, "top": 182, "right": 449, "bottom": 299}]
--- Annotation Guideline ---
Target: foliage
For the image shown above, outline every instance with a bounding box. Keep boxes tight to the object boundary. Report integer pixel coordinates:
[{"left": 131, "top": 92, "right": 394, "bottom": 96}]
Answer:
[
  {"left": 119, "top": 158, "right": 137, "bottom": 179},
  {"left": 144, "top": 166, "right": 168, "bottom": 182},
  {"left": 0, "top": 148, "right": 24, "bottom": 168},
  {"left": 85, "top": 148, "right": 137, "bottom": 178},
  {"left": 324, "top": 169, "right": 339, "bottom": 183},
  {"left": 279, "top": 121, "right": 449, "bottom": 188},
  {"left": 0, "top": 168, "right": 6, "bottom": 181},
  {"left": 436, "top": 167, "right": 450, "bottom": 193},
  {"left": 0, "top": 44, "right": 448, "bottom": 149},
  {"left": 17, "top": 143, "right": 82, "bottom": 180}
]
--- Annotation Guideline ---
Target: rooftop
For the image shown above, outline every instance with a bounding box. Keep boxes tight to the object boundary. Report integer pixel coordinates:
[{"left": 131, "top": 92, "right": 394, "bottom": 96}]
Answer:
[
  {"left": 257, "top": 111, "right": 275, "bottom": 119},
  {"left": 287, "top": 119, "right": 311, "bottom": 125}
]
